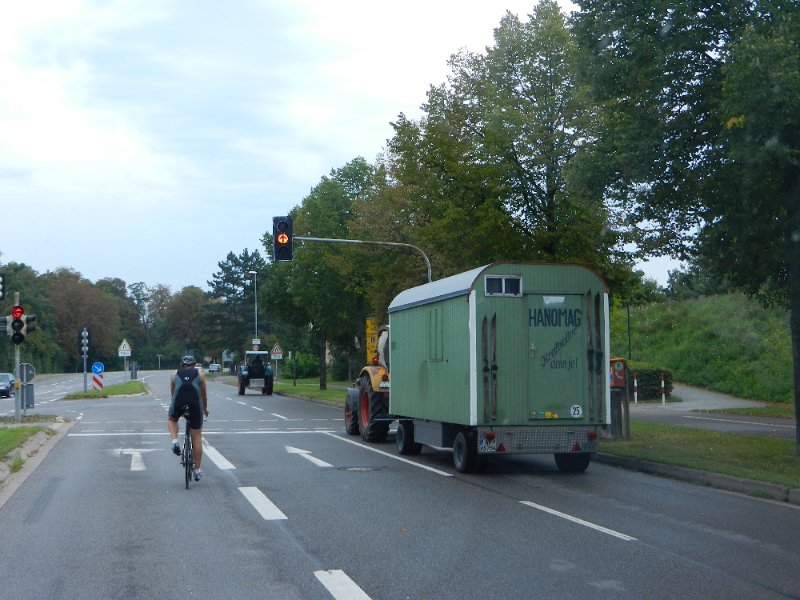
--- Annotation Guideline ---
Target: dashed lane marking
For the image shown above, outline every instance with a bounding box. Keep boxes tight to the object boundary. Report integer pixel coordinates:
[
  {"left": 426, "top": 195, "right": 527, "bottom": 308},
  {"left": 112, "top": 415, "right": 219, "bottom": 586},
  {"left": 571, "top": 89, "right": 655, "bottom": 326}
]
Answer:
[
  {"left": 314, "top": 570, "right": 372, "bottom": 600},
  {"left": 519, "top": 501, "right": 637, "bottom": 541},
  {"left": 239, "top": 487, "right": 287, "bottom": 520}
]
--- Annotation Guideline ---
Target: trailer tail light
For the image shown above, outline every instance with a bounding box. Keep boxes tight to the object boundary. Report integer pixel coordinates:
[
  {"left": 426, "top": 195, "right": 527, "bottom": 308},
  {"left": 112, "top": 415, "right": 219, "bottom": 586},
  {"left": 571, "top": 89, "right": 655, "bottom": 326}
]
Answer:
[
  {"left": 571, "top": 442, "right": 582, "bottom": 452},
  {"left": 587, "top": 431, "right": 597, "bottom": 441},
  {"left": 372, "top": 356, "right": 379, "bottom": 365},
  {"left": 485, "top": 431, "right": 495, "bottom": 441},
  {"left": 381, "top": 373, "right": 388, "bottom": 382}
]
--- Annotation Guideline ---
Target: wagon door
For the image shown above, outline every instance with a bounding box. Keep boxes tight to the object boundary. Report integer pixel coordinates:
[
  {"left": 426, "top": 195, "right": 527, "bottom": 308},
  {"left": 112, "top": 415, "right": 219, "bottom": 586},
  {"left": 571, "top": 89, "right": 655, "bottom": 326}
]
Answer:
[{"left": 526, "top": 294, "right": 590, "bottom": 422}]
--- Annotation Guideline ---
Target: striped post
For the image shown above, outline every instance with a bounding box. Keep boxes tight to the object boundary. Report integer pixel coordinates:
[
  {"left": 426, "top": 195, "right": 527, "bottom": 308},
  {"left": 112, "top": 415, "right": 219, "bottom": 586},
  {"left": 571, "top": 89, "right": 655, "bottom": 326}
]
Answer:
[
  {"left": 633, "top": 372, "right": 638, "bottom": 405},
  {"left": 660, "top": 372, "right": 665, "bottom": 405},
  {"left": 93, "top": 371, "right": 104, "bottom": 392}
]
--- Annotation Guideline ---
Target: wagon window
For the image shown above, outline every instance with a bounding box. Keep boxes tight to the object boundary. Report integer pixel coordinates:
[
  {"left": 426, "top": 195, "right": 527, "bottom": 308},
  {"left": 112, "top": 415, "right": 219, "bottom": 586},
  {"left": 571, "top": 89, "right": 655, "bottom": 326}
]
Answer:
[{"left": 485, "top": 276, "right": 521, "bottom": 297}]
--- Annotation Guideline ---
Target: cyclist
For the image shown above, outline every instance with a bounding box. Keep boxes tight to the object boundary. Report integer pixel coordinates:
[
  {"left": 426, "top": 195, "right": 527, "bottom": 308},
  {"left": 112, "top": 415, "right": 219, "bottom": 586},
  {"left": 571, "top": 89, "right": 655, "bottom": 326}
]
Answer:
[{"left": 168, "top": 355, "right": 209, "bottom": 480}]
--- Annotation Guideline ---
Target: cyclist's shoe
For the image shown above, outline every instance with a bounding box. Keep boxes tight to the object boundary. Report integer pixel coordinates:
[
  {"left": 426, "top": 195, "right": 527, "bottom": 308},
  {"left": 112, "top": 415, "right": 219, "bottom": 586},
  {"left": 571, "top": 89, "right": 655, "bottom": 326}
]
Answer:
[
  {"left": 194, "top": 469, "right": 203, "bottom": 481},
  {"left": 172, "top": 442, "right": 181, "bottom": 456}
]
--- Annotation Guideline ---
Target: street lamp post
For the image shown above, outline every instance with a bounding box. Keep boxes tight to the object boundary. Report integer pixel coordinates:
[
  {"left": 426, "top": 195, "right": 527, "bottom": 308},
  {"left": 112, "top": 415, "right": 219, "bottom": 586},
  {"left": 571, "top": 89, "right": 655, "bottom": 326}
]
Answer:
[{"left": 248, "top": 270, "right": 258, "bottom": 345}]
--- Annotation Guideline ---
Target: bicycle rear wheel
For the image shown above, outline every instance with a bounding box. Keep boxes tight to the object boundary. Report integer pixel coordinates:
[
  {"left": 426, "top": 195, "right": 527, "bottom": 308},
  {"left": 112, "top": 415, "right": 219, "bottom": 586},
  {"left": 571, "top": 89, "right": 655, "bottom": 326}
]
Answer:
[{"left": 183, "top": 435, "right": 193, "bottom": 489}]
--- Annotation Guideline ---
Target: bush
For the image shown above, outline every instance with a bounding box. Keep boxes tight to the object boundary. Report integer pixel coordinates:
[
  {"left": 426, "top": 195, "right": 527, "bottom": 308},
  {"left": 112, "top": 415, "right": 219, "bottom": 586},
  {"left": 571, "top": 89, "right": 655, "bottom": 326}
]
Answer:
[
  {"left": 285, "top": 352, "right": 319, "bottom": 378},
  {"left": 626, "top": 362, "right": 673, "bottom": 400}
]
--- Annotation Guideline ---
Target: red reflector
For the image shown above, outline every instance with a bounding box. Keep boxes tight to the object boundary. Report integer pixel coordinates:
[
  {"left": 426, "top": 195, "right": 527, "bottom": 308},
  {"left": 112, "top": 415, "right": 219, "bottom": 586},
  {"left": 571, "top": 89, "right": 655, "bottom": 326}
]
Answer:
[
  {"left": 371, "top": 356, "right": 378, "bottom": 364},
  {"left": 587, "top": 431, "right": 597, "bottom": 441},
  {"left": 381, "top": 373, "right": 389, "bottom": 382},
  {"left": 571, "top": 442, "right": 582, "bottom": 452},
  {"left": 485, "top": 431, "right": 495, "bottom": 441},
  {"left": 498, "top": 443, "right": 506, "bottom": 453}
]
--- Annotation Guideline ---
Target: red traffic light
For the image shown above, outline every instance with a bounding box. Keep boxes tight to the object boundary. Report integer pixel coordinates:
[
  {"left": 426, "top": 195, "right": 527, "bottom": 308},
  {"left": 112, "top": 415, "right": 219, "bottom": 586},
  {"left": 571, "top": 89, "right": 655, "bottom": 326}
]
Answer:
[{"left": 10, "top": 305, "right": 23, "bottom": 319}]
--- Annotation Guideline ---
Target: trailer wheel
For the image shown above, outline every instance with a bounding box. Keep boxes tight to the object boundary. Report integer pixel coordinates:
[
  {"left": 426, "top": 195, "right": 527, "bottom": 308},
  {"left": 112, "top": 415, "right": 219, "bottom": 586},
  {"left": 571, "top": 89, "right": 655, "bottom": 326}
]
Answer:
[
  {"left": 344, "top": 400, "right": 360, "bottom": 436},
  {"left": 358, "top": 377, "right": 389, "bottom": 443},
  {"left": 453, "top": 431, "right": 477, "bottom": 473},
  {"left": 396, "top": 421, "right": 422, "bottom": 455},
  {"left": 554, "top": 452, "right": 591, "bottom": 473}
]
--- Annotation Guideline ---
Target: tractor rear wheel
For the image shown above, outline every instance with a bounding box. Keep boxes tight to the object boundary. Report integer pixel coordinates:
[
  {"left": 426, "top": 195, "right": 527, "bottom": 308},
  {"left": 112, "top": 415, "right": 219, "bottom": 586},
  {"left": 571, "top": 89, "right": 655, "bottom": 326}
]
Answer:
[
  {"left": 344, "top": 398, "right": 360, "bottom": 435},
  {"left": 358, "top": 376, "right": 389, "bottom": 443}
]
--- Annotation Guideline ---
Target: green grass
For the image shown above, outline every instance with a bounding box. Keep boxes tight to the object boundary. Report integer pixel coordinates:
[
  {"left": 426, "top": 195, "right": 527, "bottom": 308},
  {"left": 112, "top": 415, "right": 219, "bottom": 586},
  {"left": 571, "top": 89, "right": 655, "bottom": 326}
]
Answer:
[
  {"left": 0, "top": 427, "right": 46, "bottom": 460},
  {"left": 601, "top": 422, "right": 800, "bottom": 487},
  {"left": 63, "top": 380, "right": 149, "bottom": 400},
  {"left": 274, "top": 378, "right": 349, "bottom": 404}
]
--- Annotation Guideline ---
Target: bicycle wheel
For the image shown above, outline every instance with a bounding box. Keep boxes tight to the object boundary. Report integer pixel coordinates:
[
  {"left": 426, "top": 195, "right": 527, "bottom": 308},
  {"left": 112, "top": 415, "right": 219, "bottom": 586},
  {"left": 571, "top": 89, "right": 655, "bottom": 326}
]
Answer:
[{"left": 183, "top": 435, "right": 193, "bottom": 489}]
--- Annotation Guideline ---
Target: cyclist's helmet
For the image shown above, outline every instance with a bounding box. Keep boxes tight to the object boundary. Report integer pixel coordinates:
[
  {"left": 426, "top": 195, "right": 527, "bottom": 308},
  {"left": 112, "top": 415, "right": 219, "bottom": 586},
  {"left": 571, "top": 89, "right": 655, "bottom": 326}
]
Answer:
[{"left": 181, "top": 355, "right": 197, "bottom": 366}]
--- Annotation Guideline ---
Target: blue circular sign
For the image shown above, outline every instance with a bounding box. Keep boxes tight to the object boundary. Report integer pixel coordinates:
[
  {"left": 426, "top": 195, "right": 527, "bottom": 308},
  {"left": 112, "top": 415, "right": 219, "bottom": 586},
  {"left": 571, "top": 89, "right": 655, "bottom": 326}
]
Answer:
[{"left": 91, "top": 362, "right": 105, "bottom": 375}]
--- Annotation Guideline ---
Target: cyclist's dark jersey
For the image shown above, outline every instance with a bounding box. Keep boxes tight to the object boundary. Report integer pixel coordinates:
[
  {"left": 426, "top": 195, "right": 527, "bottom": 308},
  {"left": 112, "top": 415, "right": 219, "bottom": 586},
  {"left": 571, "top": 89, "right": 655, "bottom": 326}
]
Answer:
[{"left": 169, "top": 367, "right": 204, "bottom": 429}]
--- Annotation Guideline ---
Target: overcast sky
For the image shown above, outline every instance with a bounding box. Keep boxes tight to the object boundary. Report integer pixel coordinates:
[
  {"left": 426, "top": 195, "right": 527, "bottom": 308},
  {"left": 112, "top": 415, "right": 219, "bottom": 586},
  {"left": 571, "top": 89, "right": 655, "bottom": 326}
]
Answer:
[{"left": 0, "top": 0, "right": 677, "bottom": 294}]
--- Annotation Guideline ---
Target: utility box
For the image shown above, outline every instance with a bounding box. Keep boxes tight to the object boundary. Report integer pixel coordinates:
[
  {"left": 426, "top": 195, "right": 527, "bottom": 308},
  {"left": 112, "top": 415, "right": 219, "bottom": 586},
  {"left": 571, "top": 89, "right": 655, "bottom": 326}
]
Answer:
[{"left": 610, "top": 357, "right": 627, "bottom": 389}]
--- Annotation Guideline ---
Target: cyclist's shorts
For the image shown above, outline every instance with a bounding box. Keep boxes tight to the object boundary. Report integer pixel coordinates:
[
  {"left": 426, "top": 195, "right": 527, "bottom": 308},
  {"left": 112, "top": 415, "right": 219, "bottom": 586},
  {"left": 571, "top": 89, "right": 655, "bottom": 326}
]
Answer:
[{"left": 169, "top": 395, "right": 204, "bottom": 430}]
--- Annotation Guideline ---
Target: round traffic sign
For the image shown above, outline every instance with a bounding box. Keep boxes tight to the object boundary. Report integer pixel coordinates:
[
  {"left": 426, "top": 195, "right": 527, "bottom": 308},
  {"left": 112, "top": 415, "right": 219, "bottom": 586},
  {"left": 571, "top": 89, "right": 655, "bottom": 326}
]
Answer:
[{"left": 92, "top": 362, "right": 105, "bottom": 375}]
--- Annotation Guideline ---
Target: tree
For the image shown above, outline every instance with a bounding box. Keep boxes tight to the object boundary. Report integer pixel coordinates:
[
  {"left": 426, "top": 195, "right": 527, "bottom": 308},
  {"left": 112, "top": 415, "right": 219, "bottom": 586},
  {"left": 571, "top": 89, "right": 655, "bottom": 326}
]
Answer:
[
  {"left": 383, "top": 1, "right": 629, "bottom": 281},
  {"left": 572, "top": 1, "right": 800, "bottom": 452},
  {"left": 46, "top": 269, "right": 121, "bottom": 368},
  {"left": 262, "top": 160, "right": 370, "bottom": 389},
  {"left": 207, "top": 248, "right": 266, "bottom": 356}
]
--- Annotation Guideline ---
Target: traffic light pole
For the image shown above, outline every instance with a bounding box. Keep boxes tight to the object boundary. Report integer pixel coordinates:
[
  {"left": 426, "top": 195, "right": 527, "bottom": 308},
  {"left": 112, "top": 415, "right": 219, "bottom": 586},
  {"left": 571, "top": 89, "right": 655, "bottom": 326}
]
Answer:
[
  {"left": 14, "top": 292, "right": 21, "bottom": 422},
  {"left": 294, "top": 237, "right": 432, "bottom": 283}
]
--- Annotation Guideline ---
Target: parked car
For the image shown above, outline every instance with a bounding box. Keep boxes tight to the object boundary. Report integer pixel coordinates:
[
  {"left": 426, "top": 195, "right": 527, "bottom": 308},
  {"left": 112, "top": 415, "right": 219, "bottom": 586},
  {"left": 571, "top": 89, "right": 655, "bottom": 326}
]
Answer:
[
  {"left": 208, "top": 363, "right": 222, "bottom": 373},
  {"left": 0, "top": 373, "right": 15, "bottom": 398}
]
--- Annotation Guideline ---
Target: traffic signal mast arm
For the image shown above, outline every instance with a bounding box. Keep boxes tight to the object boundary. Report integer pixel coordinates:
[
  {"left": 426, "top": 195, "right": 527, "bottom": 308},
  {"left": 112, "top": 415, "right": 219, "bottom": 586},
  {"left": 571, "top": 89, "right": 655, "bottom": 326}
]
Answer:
[{"left": 294, "top": 236, "right": 432, "bottom": 283}]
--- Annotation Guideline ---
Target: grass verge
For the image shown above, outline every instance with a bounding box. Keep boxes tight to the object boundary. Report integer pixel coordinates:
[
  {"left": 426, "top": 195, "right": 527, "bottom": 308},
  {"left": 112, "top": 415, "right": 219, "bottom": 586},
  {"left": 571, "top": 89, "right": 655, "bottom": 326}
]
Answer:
[
  {"left": 601, "top": 422, "right": 800, "bottom": 488},
  {"left": 274, "top": 378, "right": 349, "bottom": 404},
  {"left": 63, "top": 380, "right": 149, "bottom": 400},
  {"left": 0, "top": 427, "right": 47, "bottom": 461}
]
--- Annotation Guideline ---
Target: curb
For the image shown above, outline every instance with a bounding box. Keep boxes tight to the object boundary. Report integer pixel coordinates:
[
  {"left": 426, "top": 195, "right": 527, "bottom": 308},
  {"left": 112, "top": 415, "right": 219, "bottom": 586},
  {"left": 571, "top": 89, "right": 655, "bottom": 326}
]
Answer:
[{"left": 596, "top": 453, "right": 800, "bottom": 506}]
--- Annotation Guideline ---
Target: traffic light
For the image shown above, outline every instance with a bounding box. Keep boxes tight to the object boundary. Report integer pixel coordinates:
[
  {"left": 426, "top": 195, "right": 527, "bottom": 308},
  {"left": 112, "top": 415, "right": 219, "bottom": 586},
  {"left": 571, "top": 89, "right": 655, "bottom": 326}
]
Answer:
[
  {"left": 273, "top": 216, "right": 293, "bottom": 261},
  {"left": 79, "top": 328, "right": 90, "bottom": 355},
  {"left": 0, "top": 273, "right": 5, "bottom": 301},
  {"left": 10, "top": 305, "right": 25, "bottom": 345},
  {"left": 8, "top": 305, "right": 35, "bottom": 345}
]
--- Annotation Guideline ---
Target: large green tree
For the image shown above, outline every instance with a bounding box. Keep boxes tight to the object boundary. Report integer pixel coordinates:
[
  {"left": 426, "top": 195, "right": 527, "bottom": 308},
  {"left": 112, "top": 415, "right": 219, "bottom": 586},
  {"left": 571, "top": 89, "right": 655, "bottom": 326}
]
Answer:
[
  {"left": 384, "top": 1, "right": 627, "bottom": 280},
  {"left": 572, "top": 0, "right": 800, "bottom": 452},
  {"left": 207, "top": 248, "right": 266, "bottom": 359}
]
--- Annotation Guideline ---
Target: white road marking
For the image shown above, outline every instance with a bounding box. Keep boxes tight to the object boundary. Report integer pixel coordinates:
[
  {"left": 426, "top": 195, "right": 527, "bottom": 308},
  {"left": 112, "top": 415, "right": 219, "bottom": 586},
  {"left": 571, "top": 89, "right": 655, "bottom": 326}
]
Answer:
[
  {"left": 519, "top": 501, "right": 637, "bottom": 541},
  {"left": 239, "top": 487, "right": 287, "bottom": 520},
  {"left": 113, "top": 448, "right": 157, "bottom": 471},
  {"left": 314, "top": 570, "right": 372, "bottom": 600},
  {"left": 683, "top": 415, "right": 795, "bottom": 429},
  {"left": 272, "top": 413, "right": 289, "bottom": 420},
  {"left": 251, "top": 406, "right": 264, "bottom": 412},
  {"left": 202, "top": 440, "right": 236, "bottom": 470},
  {"left": 325, "top": 432, "right": 452, "bottom": 477},
  {"left": 285, "top": 446, "right": 333, "bottom": 468}
]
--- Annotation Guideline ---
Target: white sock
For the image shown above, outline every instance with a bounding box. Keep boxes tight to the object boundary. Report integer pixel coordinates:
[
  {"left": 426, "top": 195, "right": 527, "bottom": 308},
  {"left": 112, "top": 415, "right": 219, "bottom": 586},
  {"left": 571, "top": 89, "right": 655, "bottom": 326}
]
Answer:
[{"left": 171, "top": 438, "right": 178, "bottom": 445}]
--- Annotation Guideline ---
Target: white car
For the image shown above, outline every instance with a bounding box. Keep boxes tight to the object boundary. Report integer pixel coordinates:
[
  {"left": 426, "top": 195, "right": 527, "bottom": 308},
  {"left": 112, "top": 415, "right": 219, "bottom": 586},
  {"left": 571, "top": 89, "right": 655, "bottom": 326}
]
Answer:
[{"left": 208, "top": 363, "right": 222, "bottom": 373}]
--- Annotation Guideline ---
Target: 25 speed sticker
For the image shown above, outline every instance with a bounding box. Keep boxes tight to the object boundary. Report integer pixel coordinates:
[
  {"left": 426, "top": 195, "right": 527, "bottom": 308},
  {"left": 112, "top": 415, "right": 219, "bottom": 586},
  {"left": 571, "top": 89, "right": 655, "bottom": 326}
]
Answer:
[{"left": 570, "top": 405, "right": 583, "bottom": 418}]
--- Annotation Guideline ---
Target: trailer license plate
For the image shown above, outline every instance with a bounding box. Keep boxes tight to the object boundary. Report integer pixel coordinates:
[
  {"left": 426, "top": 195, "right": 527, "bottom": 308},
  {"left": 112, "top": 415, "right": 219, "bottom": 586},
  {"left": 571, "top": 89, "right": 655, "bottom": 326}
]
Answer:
[{"left": 479, "top": 438, "right": 497, "bottom": 453}]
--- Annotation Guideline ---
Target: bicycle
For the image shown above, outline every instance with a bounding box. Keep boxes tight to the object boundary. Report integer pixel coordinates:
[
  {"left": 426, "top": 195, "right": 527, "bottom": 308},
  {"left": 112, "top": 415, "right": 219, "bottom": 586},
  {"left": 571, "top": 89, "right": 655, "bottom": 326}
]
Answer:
[{"left": 180, "top": 404, "right": 194, "bottom": 489}]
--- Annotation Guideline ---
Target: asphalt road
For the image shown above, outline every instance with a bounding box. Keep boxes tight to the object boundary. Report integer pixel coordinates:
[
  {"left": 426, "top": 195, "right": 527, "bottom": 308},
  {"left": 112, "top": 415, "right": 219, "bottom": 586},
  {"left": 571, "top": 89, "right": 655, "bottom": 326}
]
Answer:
[{"left": 0, "top": 372, "right": 799, "bottom": 599}]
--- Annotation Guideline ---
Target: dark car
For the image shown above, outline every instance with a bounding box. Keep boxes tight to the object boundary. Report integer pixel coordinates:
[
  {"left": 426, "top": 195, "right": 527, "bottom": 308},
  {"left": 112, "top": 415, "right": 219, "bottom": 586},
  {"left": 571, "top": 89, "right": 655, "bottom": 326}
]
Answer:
[{"left": 0, "top": 373, "right": 15, "bottom": 398}]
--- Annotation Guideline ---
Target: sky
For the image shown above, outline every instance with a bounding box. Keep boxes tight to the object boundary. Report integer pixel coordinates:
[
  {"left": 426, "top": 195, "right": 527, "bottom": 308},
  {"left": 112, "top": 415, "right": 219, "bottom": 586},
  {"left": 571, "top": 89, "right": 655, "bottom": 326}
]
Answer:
[{"left": 0, "top": 0, "right": 679, "bottom": 295}]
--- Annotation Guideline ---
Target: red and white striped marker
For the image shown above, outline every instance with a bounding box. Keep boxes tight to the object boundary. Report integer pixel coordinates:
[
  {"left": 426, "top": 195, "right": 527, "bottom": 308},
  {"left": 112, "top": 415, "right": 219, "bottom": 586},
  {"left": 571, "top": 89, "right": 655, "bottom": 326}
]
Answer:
[{"left": 93, "top": 372, "right": 104, "bottom": 392}]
